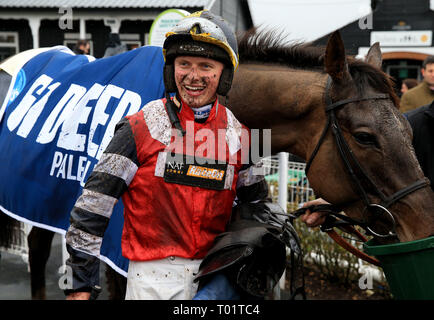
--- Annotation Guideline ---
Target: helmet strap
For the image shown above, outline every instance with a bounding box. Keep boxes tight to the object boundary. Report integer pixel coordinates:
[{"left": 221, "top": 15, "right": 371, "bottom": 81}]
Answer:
[
  {"left": 165, "top": 91, "right": 185, "bottom": 136},
  {"left": 217, "top": 67, "right": 233, "bottom": 96},
  {"left": 163, "top": 64, "right": 177, "bottom": 93}
]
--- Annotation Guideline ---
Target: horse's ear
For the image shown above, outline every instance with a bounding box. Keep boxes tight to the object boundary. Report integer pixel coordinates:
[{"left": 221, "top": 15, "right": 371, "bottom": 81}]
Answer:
[
  {"left": 325, "top": 31, "right": 351, "bottom": 83},
  {"left": 365, "top": 42, "right": 383, "bottom": 69}
]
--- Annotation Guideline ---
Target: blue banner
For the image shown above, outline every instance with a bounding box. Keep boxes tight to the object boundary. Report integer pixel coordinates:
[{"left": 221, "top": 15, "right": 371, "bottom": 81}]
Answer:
[{"left": 0, "top": 46, "right": 166, "bottom": 275}]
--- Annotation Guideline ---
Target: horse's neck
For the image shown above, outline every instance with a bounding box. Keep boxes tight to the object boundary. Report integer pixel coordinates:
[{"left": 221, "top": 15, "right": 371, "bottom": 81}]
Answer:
[{"left": 229, "top": 63, "right": 326, "bottom": 158}]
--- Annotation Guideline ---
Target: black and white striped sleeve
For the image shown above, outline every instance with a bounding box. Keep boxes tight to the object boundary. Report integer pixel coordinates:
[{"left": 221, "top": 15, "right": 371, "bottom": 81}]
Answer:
[{"left": 65, "top": 117, "right": 139, "bottom": 294}]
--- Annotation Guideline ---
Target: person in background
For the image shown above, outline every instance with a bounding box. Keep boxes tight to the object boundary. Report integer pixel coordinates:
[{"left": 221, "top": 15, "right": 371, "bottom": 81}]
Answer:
[
  {"left": 400, "top": 78, "right": 418, "bottom": 95},
  {"left": 73, "top": 39, "right": 90, "bottom": 55},
  {"left": 404, "top": 100, "right": 434, "bottom": 190},
  {"left": 400, "top": 56, "right": 434, "bottom": 112},
  {"left": 103, "top": 33, "right": 128, "bottom": 58}
]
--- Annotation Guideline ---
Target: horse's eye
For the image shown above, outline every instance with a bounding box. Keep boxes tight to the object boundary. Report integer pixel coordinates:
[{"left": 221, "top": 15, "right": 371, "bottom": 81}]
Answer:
[{"left": 353, "top": 132, "right": 378, "bottom": 147}]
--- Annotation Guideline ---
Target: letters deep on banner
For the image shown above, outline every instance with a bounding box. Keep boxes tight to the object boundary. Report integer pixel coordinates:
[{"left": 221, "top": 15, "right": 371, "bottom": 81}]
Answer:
[{"left": 0, "top": 45, "right": 166, "bottom": 275}]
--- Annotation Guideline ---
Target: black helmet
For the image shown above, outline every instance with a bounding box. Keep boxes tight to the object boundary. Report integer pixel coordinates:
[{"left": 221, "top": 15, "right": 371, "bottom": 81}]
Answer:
[{"left": 163, "top": 10, "right": 239, "bottom": 96}]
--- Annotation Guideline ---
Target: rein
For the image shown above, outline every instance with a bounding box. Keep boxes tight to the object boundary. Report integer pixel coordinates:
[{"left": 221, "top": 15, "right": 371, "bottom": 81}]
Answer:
[
  {"left": 290, "top": 204, "right": 381, "bottom": 266},
  {"left": 299, "top": 76, "right": 430, "bottom": 264}
]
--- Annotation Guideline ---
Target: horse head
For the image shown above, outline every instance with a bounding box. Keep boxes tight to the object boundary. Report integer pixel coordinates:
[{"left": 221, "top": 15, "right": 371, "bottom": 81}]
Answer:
[
  {"left": 229, "top": 29, "right": 434, "bottom": 243},
  {"left": 307, "top": 31, "right": 434, "bottom": 243}
]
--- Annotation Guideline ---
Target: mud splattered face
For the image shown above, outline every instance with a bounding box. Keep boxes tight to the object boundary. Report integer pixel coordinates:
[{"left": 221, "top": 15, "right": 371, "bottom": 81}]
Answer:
[{"left": 174, "top": 56, "right": 224, "bottom": 108}]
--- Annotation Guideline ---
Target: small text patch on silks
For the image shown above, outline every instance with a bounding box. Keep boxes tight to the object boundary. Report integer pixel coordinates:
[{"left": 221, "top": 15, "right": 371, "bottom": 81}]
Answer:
[{"left": 164, "top": 153, "right": 227, "bottom": 190}]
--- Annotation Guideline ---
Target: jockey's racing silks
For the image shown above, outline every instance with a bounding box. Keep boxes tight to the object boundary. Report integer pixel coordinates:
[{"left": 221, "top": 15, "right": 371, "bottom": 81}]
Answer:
[{"left": 65, "top": 96, "right": 269, "bottom": 293}]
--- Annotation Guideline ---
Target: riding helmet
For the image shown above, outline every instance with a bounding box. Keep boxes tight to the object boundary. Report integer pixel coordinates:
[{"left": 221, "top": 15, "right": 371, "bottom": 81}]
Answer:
[{"left": 163, "top": 10, "right": 239, "bottom": 96}]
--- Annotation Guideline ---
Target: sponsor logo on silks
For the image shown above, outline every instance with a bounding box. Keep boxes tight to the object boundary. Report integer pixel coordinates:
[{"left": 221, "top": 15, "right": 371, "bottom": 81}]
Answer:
[
  {"left": 164, "top": 153, "right": 227, "bottom": 190},
  {"left": 8, "top": 69, "right": 26, "bottom": 106},
  {"left": 187, "top": 165, "right": 225, "bottom": 181}
]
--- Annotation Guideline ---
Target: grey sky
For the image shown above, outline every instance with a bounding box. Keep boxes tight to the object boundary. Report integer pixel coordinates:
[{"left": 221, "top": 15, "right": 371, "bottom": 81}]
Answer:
[{"left": 247, "top": 0, "right": 371, "bottom": 42}]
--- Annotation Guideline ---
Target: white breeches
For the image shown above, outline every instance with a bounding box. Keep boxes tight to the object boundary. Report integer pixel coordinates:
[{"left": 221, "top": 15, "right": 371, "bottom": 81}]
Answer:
[{"left": 125, "top": 256, "right": 202, "bottom": 300}]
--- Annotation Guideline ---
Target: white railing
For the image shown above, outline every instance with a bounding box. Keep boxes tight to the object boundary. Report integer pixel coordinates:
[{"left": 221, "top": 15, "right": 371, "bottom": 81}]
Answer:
[
  {"left": 262, "top": 153, "right": 385, "bottom": 288},
  {"left": 262, "top": 155, "right": 315, "bottom": 206}
]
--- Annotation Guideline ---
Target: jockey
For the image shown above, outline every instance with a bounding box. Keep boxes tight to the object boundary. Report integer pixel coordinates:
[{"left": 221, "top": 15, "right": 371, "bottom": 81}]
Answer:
[{"left": 64, "top": 10, "right": 273, "bottom": 300}]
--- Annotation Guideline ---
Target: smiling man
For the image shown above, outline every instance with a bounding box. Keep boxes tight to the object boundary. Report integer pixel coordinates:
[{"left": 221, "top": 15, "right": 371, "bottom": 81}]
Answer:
[
  {"left": 64, "top": 10, "right": 270, "bottom": 300},
  {"left": 174, "top": 56, "right": 224, "bottom": 110}
]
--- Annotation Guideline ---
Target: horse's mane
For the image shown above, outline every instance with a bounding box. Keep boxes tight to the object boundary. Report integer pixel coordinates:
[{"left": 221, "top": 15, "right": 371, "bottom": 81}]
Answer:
[{"left": 237, "top": 29, "right": 400, "bottom": 107}]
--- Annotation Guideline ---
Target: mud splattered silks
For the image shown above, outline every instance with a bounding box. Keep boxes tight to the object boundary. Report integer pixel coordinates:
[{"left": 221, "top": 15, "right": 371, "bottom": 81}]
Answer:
[{"left": 0, "top": 45, "right": 165, "bottom": 275}]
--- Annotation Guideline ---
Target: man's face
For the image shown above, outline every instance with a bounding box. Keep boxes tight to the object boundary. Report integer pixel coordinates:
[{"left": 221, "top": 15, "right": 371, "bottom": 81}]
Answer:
[
  {"left": 421, "top": 63, "right": 434, "bottom": 88},
  {"left": 174, "top": 56, "right": 224, "bottom": 108}
]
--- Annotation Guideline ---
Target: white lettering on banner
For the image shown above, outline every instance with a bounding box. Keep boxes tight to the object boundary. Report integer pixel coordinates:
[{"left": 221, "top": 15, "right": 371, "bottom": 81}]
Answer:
[
  {"left": 7, "top": 74, "right": 60, "bottom": 136},
  {"left": 5, "top": 72, "right": 147, "bottom": 184},
  {"left": 17, "top": 82, "right": 61, "bottom": 138},
  {"left": 57, "top": 83, "right": 105, "bottom": 152},
  {"left": 37, "top": 84, "right": 87, "bottom": 144},
  {"left": 57, "top": 155, "right": 67, "bottom": 178},
  {"left": 67, "top": 154, "right": 76, "bottom": 180},
  {"left": 49, "top": 151, "right": 92, "bottom": 185},
  {"left": 95, "top": 90, "right": 142, "bottom": 160},
  {"left": 50, "top": 151, "right": 63, "bottom": 176},
  {"left": 88, "top": 84, "right": 125, "bottom": 158},
  {"left": 77, "top": 156, "right": 89, "bottom": 184},
  {"left": 8, "top": 74, "right": 144, "bottom": 158}
]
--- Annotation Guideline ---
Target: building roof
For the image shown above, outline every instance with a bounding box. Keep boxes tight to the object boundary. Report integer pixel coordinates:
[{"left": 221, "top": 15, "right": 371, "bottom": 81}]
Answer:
[{"left": 0, "top": 0, "right": 210, "bottom": 8}]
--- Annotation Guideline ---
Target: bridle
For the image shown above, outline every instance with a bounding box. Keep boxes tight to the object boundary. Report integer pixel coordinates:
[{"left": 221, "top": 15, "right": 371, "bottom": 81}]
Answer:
[{"left": 304, "top": 76, "right": 430, "bottom": 239}]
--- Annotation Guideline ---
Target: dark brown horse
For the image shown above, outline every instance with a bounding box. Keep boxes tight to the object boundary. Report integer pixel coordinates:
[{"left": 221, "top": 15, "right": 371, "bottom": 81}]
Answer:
[
  {"left": 3, "top": 29, "right": 434, "bottom": 299},
  {"left": 228, "top": 29, "right": 434, "bottom": 243}
]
